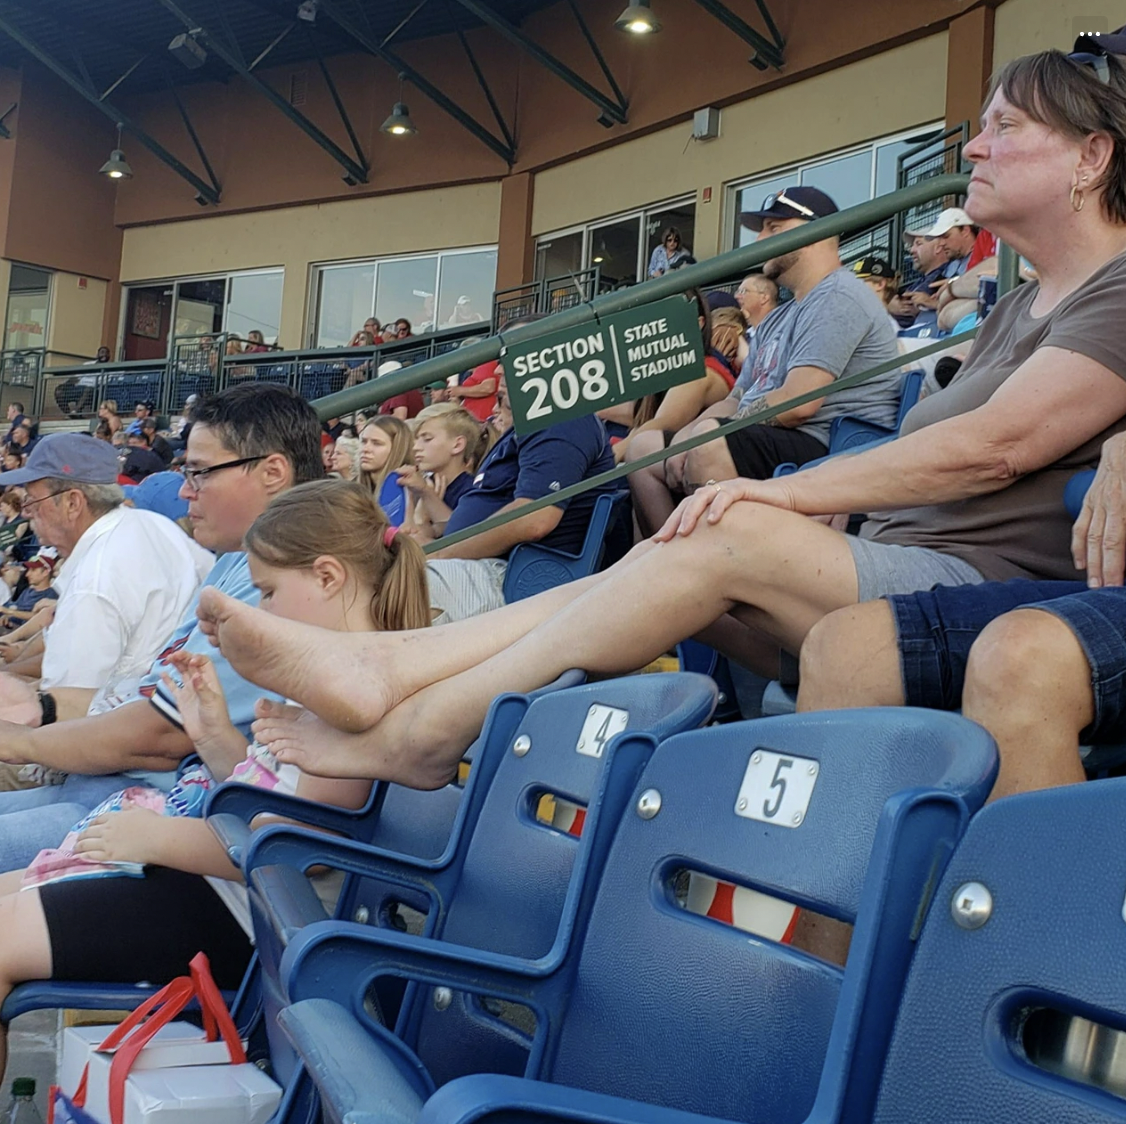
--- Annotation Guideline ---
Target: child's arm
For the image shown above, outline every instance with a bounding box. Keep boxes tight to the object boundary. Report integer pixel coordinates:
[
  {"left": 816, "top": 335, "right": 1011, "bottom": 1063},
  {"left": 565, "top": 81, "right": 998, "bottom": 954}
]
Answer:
[
  {"left": 162, "top": 652, "right": 249, "bottom": 778},
  {"left": 75, "top": 807, "right": 240, "bottom": 880}
]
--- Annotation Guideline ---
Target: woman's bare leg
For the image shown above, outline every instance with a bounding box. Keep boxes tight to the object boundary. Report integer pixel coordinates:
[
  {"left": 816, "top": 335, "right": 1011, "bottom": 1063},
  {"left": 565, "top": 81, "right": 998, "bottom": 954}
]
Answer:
[
  {"left": 264, "top": 504, "right": 862, "bottom": 784},
  {"left": 627, "top": 433, "right": 679, "bottom": 539},
  {"left": 0, "top": 887, "right": 52, "bottom": 1083}
]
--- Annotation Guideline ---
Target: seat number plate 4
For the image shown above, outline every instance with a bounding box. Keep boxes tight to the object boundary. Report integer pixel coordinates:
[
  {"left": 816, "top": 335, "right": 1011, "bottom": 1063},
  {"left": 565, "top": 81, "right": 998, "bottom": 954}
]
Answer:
[
  {"left": 576, "top": 704, "right": 629, "bottom": 757},
  {"left": 735, "top": 749, "right": 819, "bottom": 827}
]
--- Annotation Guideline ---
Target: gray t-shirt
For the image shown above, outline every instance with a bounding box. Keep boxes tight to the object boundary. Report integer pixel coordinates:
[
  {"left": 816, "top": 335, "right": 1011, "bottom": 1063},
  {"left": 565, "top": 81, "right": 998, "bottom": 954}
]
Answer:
[
  {"left": 863, "top": 249, "right": 1126, "bottom": 582},
  {"left": 733, "top": 267, "right": 900, "bottom": 444}
]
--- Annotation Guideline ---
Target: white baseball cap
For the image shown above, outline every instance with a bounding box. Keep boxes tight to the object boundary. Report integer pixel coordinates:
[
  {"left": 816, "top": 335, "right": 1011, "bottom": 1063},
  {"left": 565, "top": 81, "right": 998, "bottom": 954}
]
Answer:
[{"left": 923, "top": 207, "right": 974, "bottom": 237}]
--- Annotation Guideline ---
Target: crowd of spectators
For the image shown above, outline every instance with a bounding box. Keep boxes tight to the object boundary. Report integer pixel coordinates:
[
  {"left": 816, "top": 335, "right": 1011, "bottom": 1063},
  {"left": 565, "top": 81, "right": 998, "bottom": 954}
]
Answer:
[{"left": 0, "top": 34, "right": 1123, "bottom": 1099}]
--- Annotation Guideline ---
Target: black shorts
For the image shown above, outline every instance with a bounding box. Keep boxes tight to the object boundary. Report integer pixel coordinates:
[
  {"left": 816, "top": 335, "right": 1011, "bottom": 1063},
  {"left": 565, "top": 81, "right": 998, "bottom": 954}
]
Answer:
[
  {"left": 40, "top": 865, "right": 253, "bottom": 990},
  {"left": 721, "top": 423, "right": 827, "bottom": 480}
]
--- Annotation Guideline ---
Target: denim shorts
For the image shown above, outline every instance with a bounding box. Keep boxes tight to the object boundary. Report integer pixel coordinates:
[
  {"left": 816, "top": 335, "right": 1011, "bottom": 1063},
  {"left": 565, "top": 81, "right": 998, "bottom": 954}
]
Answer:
[{"left": 888, "top": 579, "right": 1126, "bottom": 741}]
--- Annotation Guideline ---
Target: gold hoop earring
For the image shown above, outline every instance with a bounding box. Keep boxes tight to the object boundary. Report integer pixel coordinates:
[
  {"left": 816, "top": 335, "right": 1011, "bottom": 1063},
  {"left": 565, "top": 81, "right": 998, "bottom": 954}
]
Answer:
[{"left": 1071, "top": 182, "right": 1085, "bottom": 212}]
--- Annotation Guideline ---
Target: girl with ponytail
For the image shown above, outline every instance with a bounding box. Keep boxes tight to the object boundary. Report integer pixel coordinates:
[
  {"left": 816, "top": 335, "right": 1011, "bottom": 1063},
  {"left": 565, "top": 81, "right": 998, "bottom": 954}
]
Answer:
[{"left": 0, "top": 479, "right": 432, "bottom": 1033}]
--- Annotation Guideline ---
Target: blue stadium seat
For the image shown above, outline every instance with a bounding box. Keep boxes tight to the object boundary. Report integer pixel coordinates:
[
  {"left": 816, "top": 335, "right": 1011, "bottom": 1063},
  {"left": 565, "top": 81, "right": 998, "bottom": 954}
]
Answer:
[
  {"left": 245, "top": 674, "right": 716, "bottom": 1085},
  {"left": 773, "top": 370, "right": 924, "bottom": 478},
  {"left": 502, "top": 489, "right": 629, "bottom": 603},
  {"left": 860, "top": 776, "right": 1126, "bottom": 1124},
  {"left": 277, "top": 708, "right": 997, "bottom": 1124}
]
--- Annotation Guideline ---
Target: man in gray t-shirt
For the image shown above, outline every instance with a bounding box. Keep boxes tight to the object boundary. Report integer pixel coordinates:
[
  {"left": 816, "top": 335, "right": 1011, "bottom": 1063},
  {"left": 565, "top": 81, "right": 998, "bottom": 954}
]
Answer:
[{"left": 678, "top": 185, "right": 901, "bottom": 491}]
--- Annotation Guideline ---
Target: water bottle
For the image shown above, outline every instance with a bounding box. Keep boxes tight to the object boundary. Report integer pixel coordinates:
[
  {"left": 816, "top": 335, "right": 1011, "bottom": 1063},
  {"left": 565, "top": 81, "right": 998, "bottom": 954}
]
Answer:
[{"left": 5, "top": 1079, "right": 43, "bottom": 1124}]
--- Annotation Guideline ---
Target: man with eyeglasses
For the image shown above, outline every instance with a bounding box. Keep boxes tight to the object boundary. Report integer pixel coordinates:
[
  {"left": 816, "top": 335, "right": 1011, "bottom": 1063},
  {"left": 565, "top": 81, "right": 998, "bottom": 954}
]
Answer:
[
  {"left": 734, "top": 274, "right": 779, "bottom": 339},
  {"left": 0, "top": 434, "right": 212, "bottom": 784},
  {"left": 0, "top": 385, "right": 323, "bottom": 870}
]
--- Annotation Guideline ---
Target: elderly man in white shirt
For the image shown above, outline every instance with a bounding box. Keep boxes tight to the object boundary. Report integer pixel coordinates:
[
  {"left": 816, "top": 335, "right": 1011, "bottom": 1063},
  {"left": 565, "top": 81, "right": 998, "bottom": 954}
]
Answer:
[{"left": 0, "top": 434, "right": 212, "bottom": 738}]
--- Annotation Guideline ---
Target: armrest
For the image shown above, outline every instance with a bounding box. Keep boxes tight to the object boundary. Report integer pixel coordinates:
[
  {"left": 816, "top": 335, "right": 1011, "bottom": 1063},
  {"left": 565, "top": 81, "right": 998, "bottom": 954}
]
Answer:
[
  {"left": 249, "top": 864, "right": 331, "bottom": 946},
  {"left": 420, "top": 1074, "right": 725, "bottom": 1124},
  {"left": 205, "top": 780, "right": 380, "bottom": 838},
  {"left": 208, "top": 813, "right": 252, "bottom": 867},
  {"left": 280, "top": 915, "right": 558, "bottom": 1014}
]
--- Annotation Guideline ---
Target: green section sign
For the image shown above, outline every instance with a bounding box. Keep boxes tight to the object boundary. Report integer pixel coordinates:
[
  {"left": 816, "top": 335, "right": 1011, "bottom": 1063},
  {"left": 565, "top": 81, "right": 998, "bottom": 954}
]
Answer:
[{"left": 502, "top": 295, "right": 705, "bottom": 435}]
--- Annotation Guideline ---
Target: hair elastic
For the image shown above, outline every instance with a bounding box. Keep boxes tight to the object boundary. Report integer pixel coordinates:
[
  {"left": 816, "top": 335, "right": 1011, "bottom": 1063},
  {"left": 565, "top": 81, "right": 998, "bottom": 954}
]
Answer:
[{"left": 383, "top": 526, "right": 399, "bottom": 549}]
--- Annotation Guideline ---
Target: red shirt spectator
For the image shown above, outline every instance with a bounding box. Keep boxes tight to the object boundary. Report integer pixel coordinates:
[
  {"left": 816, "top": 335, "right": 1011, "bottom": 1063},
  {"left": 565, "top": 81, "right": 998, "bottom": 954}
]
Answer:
[
  {"left": 966, "top": 229, "right": 998, "bottom": 271},
  {"left": 379, "top": 389, "right": 424, "bottom": 420},
  {"left": 452, "top": 362, "right": 500, "bottom": 422}
]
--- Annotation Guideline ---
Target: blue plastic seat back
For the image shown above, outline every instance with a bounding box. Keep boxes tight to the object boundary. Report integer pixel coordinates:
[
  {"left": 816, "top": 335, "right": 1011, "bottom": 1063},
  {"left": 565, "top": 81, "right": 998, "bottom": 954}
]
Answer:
[
  {"left": 871, "top": 776, "right": 1126, "bottom": 1124},
  {"left": 410, "top": 673, "right": 717, "bottom": 1085},
  {"left": 545, "top": 709, "right": 997, "bottom": 1124}
]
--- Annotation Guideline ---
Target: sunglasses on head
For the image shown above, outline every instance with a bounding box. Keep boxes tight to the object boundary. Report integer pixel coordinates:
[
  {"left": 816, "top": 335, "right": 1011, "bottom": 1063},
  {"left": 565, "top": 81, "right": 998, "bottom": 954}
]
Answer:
[{"left": 759, "top": 191, "right": 816, "bottom": 219}]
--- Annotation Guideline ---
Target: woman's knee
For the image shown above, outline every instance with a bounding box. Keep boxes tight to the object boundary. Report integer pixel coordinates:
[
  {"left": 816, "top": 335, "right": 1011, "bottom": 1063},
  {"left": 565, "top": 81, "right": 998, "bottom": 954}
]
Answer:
[{"left": 799, "top": 601, "right": 904, "bottom": 709}]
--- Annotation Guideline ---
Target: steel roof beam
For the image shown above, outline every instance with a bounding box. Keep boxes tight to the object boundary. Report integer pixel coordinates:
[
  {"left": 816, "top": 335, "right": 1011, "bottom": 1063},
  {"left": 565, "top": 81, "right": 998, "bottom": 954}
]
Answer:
[
  {"left": 154, "top": 0, "right": 370, "bottom": 184},
  {"left": 451, "top": 0, "right": 627, "bottom": 125},
  {"left": 0, "top": 10, "right": 221, "bottom": 203},
  {"left": 318, "top": 0, "right": 515, "bottom": 164},
  {"left": 688, "top": 0, "right": 783, "bottom": 69}
]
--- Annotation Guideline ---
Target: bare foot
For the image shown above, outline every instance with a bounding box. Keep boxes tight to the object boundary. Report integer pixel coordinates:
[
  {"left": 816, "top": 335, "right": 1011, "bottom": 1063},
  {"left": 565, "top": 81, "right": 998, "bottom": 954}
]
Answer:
[
  {"left": 253, "top": 698, "right": 457, "bottom": 789},
  {"left": 199, "top": 589, "right": 399, "bottom": 732}
]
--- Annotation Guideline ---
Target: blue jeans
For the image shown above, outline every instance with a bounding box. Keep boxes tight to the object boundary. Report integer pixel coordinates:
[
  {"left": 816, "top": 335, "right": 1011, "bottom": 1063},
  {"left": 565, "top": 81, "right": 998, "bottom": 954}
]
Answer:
[
  {"left": 888, "top": 579, "right": 1126, "bottom": 741},
  {"left": 0, "top": 773, "right": 133, "bottom": 872}
]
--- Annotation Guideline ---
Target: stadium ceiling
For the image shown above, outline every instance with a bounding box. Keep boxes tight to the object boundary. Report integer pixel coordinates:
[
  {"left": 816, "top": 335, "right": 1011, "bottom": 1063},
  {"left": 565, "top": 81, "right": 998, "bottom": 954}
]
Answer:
[{"left": 0, "top": 0, "right": 784, "bottom": 203}]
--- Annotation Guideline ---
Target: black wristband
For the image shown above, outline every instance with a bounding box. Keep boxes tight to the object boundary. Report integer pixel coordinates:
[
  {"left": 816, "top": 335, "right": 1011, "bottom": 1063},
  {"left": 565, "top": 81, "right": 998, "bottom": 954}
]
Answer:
[{"left": 38, "top": 691, "right": 57, "bottom": 726}]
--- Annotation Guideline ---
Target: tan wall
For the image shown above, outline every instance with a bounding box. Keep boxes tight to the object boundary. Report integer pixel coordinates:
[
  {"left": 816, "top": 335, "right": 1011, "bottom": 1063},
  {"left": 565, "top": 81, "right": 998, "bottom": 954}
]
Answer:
[
  {"left": 993, "top": 0, "right": 1120, "bottom": 64},
  {"left": 119, "top": 182, "right": 502, "bottom": 348},
  {"left": 531, "top": 34, "right": 949, "bottom": 259},
  {"left": 45, "top": 272, "right": 109, "bottom": 362}
]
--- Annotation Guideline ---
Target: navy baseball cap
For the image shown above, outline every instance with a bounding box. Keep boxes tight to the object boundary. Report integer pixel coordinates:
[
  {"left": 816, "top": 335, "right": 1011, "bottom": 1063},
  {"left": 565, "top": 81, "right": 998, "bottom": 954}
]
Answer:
[
  {"left": 739, "top": 186, "right": 839, "bottom": 233},
  {"left": 0, "top": 433, "right": 120, "bottom": 487}
]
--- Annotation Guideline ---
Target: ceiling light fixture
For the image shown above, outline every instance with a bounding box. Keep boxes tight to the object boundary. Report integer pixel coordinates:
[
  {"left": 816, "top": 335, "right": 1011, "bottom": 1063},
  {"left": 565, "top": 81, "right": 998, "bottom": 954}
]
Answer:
[
  {"left": 380, "top": 74, "right": 417, "bottom": 136},
  {"left": 168, "top": 30, "right": 207, "bottom": 69},
  {"left": 296, "top": 0, "right": 319, "bottom": 23},
  {"left": 615, "top": 0, "right": 661, "bottom": 34},
  {"left": 99, "top": 123, "right": 133, "bottom": 181}
]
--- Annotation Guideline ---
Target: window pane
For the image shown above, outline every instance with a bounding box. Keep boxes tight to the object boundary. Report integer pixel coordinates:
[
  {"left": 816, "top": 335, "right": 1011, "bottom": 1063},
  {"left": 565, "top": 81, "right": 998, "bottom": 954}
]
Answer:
[
  {"left": 375, "top": 256, "right": 438, "bottom": 334},
  {"left": 227, "top": 271, "right": 283, "bottom": 347},
  {"left": 174, "top": 279, "right": 226, "bottom": 340},
  {"left": 436, "top": 249, "right": 497, "bottom": 330},
  {"left": 5, "top": 267, "right": 51, "bottom": 350},
  {"left": 801, "top": 150, "right": 872, "bottom": 212},
  {"left": 732, "top": 174, "right": 791, "bottom": 248},
  {"left": 645, "top": 202, "right": 696, "bottom": 277},
  {"left": 315, "top": 264, "right": 374, "bottom": 348},
  {"left": 535, "top": 231, "right": 584, "bottom": 281},
  {"left": 588, "top": 217, "right": 641, "bottom": 288}
]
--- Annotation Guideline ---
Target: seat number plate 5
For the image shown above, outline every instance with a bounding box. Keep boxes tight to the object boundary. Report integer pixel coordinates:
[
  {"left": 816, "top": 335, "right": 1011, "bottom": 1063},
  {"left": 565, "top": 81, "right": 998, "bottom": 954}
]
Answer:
[
  {"left": 735, "top": 749, "right": 819, "bottom": 827},
  {"left": 576, "top": 704, "right": 629, "bottom": 757}
]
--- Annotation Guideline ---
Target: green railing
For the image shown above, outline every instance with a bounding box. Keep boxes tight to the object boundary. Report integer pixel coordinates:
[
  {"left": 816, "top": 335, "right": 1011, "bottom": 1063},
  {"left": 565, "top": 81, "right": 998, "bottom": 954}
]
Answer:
[{"left": 312, "top": 173, "right": 971, "bottom": 421}]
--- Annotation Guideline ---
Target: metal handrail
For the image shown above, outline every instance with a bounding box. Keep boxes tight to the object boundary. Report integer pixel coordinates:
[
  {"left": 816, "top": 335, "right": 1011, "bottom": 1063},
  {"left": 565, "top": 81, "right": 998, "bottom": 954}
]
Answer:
[{"left": 311, "top": 173, "right": 971, "bottom": 420}]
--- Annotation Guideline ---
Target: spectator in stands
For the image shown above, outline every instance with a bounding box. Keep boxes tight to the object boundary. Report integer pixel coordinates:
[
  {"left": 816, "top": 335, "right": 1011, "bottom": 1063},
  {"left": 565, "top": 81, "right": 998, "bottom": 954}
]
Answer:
[
  {"left": 363, "top": 316, "right": 381, "bottom": 337},
  {"left": 0, "top": 478, "right": 433, "bottom": 1042},
  {"left": 444, "top": 296, "right": 485, "bottom": 327},
  {"left": 140, "top": 417, "right": 174, "bottom": 465},
  {"left": 0, "top": 384, "right": 323, "bottom": 870},
  {"left": 0, "top": 492, "right": 28, "bottom": 557},
  {"left": 850, "top": 256, "right": 902, "bottom": 333},
  {"left": 2, "top": 405, "right": 26, "bottom": 445},
  {"left": 617, "top": 290, "right": 743, "bottom": 472},
  {"left": 125, "top": 402, "right": 153, "bottom": 437},
  {"left": 87, "top": 347, "right": 111, "bottom": 364},
  {"left": 92, "top": 421, "right": 112, "bottom": 444},
  {"left": 629, "top": 186, "right": 900, "bottom": 536},
  {"left": 342, "top": 330, "right": 376, "bottom": 389},
  {"left": 330, "top": 435, "right": 360, "bottom": 481},
  {"left": 225, "top": 335, "right": 243, "bottom": 356},
  {"left": 97, "top": 401, "right": 122, "bottom": 438},
  {"left": 448, "top": 361, "right": 499, "bottom": 422},
  {"left": 397, "top": 408, "right": 486, "bottom": 540},
  {"left": 244, "top": 330, "right": 270, "bottom": 353},
  {"left": 888, "top": 230, "right": 949, "bottom": 329},
  {"left": 649, "top": 227, "right": 692, "bottom": 277},
  {"left": 0, "top": 554, "right": 56, "bottom": 630},
  {"left": 376, "top": 359, "right": 424, "bottom": 420},
  {"left": 359, "top": 415, "right": 413, "bottom": 525},
  {"left": 0, "top": 432, "right": 213, "bottom": 720},
  {"left": 9, "top": 424, "right": 35, "bottom": 460},
  {"left": 119, "top": 430, "right": 166, "bottom": 484},
  {"left": 1, "top": 447, "right": 21, "bottom": 472},
  {"left": 172, "top": 395, "right": 197, "bottom": 441},
  {"left": 203, "top": 45, "right": 1126, "bottom": 785},
  {"left": 393, "top": 318, "right": 412, "bottom": 340},
  {"left": 734, "top": 274, "right": 780, "bottom": 339}
]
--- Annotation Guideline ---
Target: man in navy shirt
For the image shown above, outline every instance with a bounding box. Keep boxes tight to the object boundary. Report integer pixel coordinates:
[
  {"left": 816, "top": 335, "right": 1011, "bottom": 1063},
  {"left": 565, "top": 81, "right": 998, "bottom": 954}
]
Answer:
[{"left": 425, "top": 377, "right": 615, "bottom": 622}]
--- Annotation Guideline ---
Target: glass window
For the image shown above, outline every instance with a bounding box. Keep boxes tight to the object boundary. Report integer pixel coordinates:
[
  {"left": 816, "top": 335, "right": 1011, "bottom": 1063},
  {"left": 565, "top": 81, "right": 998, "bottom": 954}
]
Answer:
[
  {"left": 374, "top": 256, "right": 438, "bottom": 334},
  {"left": 732, "top": 174, "right": 791, "bottom": 248},
  {"left": 5, "top": 266, "right": 51, "bottom": 351},
  {"left": 227, "top": 271, "right": 283, "bottom": 346},
  {"left": 315, "top": 263, "right": 375, "bottom": 348},
  {"left": 535, "top": 230, "right": 584, "bottom": 282},
  {"left": 174, "top": 278, "right": 226, "bottom": 339},
  {"left": 800, "top": 150, "right": 872, "bottom": 212},
  {"left": 436, "top": 249, "right": 497, "bottom": 330},
  {"left": 645, "top": 203, "right": 697, "bottom": 277},
  {"left": 589, "top": 216, "right": 641, "bottom": 288}
]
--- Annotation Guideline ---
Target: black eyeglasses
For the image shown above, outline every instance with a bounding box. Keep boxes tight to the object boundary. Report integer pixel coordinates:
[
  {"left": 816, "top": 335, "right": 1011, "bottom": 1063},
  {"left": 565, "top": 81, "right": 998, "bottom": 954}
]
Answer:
[
  {"left": 760, "top": 190, "right": 816, "bottom": 218},
  {"left": 20, "top": 489, "right": 71, "bottom": 513},
  {"left": 1070, "top": 48, "right": 1111, "bottom": 84},
  {"left": 182, "top": 455, "right": 266, "bottom": 491}
]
